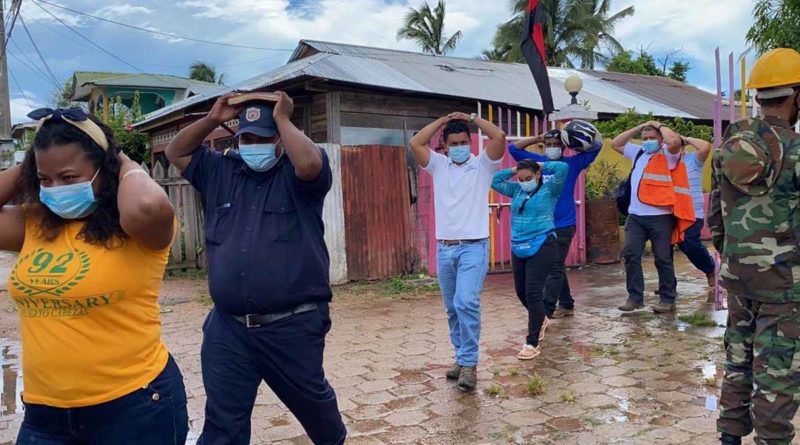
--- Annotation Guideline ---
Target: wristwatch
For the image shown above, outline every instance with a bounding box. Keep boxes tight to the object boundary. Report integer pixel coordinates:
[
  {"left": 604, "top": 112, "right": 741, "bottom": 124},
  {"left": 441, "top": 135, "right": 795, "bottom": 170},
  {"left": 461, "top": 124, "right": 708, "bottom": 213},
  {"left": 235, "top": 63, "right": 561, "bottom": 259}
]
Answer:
[{"left": 469, "top": 113, "right": 477, "bottom": 122}]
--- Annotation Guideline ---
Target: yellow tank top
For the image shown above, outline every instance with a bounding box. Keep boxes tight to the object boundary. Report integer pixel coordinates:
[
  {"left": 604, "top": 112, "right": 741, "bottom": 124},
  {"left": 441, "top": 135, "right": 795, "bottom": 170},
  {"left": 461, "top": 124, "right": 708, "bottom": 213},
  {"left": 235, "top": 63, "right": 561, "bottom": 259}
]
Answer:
[{"left": 8, "top": 219, "right": 170, "bottom": 408}]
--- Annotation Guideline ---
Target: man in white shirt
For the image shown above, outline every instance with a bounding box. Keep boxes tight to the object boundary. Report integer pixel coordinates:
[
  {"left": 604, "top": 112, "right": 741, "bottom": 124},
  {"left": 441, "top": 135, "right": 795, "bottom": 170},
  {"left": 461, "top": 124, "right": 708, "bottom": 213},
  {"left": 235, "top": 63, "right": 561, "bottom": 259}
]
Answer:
[
  {"left": 410, "top": 112, "right": 505, "bottom": 391},
  {"left": 611, "top": 121, "right": 684, "bottom": 313},
  {"left": 677, "top": 135, "right": 716, "bottom": 289}
]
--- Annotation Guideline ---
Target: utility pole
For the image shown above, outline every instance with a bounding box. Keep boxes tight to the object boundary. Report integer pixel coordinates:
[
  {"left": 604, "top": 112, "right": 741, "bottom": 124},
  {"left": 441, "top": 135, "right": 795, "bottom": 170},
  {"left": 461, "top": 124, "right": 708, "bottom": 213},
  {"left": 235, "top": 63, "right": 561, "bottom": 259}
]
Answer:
[{"left": 0, "top": 0, "right": 13, "bottom": 141}]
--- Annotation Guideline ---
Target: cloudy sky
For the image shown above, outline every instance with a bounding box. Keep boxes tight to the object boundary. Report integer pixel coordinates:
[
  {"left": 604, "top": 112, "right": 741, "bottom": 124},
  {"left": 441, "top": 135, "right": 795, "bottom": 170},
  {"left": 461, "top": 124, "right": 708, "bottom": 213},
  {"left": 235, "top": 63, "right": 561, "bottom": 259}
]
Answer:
[{"left": 7, "top": 0, "right": 756, "bottom": 123}]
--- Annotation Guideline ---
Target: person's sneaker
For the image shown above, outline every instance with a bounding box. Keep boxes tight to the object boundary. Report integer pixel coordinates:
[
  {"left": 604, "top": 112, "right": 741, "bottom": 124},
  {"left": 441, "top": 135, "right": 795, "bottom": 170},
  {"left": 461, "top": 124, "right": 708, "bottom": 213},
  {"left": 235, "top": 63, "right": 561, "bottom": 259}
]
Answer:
[
  {"left": 652, "top": 303, "right": 676, "bottom": 313},
  {"left": 517, "top": 344, "right": 541, "bottom": 360},
  {"left": 719, "top": 432, "right": 742, "bottom": 445},
  {"left": 538, "top": 317, "right": 550, "bottom": 342},
  {"left": 552, "top": 307, "right": 574, "bottom": 319},
  {"left": 457, "top": 366, "right": 477, "bottom": 392},
  {"left": 445, "top": 363, "right": 462, "bottom": 380},
  {"left": 618, "top": 299, "right": 644, "bottom": 312}
]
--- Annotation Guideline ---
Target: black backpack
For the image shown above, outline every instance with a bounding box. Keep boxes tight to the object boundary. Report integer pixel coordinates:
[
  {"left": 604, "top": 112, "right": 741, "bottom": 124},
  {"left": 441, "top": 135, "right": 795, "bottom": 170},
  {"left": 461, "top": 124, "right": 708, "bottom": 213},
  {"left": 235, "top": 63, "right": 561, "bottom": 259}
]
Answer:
[{"left": 615, "top": 150, "right": 645, "bottom": 217}]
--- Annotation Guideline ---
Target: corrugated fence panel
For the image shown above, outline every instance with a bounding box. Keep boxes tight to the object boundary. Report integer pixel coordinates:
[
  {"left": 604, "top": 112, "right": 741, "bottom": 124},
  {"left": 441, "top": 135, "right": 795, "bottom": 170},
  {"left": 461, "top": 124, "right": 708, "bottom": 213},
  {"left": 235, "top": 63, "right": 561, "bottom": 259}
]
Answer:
[
  {"left": 341, "top": 145, "right": 416, "bottom": 281},
  {"left": 320, "top": 144, "right": 348, "bottom": 285}
]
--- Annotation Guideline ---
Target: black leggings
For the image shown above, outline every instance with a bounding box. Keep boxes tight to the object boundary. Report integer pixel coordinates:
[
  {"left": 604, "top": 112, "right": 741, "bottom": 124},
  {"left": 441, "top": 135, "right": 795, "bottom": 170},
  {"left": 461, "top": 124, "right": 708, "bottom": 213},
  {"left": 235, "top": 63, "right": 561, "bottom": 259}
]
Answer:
[{"left": 512, "top": 236, "right": 558, "bottom": 347}]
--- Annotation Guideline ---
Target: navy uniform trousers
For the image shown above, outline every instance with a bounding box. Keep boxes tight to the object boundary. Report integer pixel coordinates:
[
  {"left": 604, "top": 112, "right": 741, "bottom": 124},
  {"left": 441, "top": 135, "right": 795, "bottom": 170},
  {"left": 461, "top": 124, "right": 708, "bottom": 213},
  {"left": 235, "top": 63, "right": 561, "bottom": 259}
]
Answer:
[{"left": 197, "top": 303, "right": 346, "bottom": 445}]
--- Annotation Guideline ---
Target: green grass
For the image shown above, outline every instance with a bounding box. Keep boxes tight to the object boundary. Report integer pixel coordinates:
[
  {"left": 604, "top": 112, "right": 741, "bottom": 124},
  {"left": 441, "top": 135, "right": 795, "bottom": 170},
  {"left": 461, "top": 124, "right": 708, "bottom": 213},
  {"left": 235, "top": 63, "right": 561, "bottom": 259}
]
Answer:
[
  {"left": 381, "top": 275, "right": 439, "bottom": 295},
  {"left": 560, "top": 390, "right": 577, "bottom": 403},
  {"left": 165, "top": 268, "right": 208, "bottom": 280},
  {"left": 704, "top": 376, "right": 719, "bottom": 387},
  {"left": 678, "top": 311, "right": 718, "bottom": 327},
  {"left": 526, "top": 374, "right": 546, "bottom": 396},
  {"left": 484, "top": 383, "right": 505, "bottom": 397},
  {"left": 197, "top": 293, "right": 213, "bottom": 306},
  {"left": 509, "top": 367, "right": 520, "bottom": 377}
]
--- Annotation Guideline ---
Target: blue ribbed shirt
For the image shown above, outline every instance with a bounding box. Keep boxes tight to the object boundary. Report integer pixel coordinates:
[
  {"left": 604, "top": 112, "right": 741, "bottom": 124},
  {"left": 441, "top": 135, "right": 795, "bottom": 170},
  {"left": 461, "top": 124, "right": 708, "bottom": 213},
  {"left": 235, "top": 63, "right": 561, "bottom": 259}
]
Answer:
[{"left": 491, "top": 162, "right": 568, "bottom": 242}]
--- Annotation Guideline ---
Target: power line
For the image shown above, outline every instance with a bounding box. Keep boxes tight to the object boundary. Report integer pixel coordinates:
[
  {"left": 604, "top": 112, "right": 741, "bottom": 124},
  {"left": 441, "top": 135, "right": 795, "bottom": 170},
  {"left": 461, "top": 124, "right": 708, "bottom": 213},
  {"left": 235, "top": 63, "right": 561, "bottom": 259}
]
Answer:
[
  {"left": 33, "top": 0, "right": 294, "bottom": 52},
  {"left": 7, "top": 49, "right": 56, "bottom": 85},
  {"left": 9, "top": 69, "right": 32, "bottom": 109},
  {"left": 9, "top": 37, "right": 53, "bottom": 84},
  {"left": 1, "top": 0, "right": 22, "bottom": 61},
  {"left": 36, "top": 20, "right": 287, "bottom": 71},
  {"left": 19, "top": 14, "right": 61, "bottom": 91},
  {"left": 30, "top": 0, "right": 188, "bottom": 90}
]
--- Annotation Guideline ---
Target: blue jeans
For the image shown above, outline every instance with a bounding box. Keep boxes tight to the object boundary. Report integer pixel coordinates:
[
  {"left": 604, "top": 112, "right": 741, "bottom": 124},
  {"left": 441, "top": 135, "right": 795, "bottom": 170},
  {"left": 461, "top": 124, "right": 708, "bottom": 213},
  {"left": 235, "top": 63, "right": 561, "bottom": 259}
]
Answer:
[
  {"left": 198, "top": 304, "right": 345, "bottom": 445},
  {"left": 436, "top": 239, "right": 489, "bottom": 367},
  {"left": 678, "top": 218, "right": 715, "bottom": 275},
  {"left": 17, "top": 355, "right": 188, "bottom": 445}
]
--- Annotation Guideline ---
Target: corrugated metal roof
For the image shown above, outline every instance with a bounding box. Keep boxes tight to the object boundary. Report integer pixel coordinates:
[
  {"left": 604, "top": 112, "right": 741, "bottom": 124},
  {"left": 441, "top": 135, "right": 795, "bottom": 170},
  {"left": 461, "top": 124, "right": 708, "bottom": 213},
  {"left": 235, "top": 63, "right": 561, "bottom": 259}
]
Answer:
[
  {"left": 72, "top": 71, "right": 219, "bottom": 101},
  {"left": 136, "top": 39, "right": 722, "bottom": 129}
]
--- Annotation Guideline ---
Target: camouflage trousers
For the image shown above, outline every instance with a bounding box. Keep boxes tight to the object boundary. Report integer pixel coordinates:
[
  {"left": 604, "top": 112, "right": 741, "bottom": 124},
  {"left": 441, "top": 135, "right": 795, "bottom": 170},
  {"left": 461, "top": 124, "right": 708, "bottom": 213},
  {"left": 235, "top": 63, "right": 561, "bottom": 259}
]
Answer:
[{"left": 717, "top": 293, "right": 800, "bottom": 444}]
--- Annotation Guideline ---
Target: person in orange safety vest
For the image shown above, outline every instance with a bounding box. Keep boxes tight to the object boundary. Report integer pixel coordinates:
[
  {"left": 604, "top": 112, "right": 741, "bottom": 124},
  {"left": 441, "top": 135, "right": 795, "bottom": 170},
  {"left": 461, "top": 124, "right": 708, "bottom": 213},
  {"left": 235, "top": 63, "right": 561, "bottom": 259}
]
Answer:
[{"left": 612, "top": 121, "right": 695, "bottom": 314}]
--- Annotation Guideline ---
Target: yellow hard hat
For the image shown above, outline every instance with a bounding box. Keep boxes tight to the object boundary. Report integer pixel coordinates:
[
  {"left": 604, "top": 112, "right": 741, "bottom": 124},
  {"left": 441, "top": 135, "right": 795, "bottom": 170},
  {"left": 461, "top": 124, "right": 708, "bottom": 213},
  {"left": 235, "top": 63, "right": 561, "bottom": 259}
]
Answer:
[{"left": 747, "top": 48, "right": 800, "bottom": 91}]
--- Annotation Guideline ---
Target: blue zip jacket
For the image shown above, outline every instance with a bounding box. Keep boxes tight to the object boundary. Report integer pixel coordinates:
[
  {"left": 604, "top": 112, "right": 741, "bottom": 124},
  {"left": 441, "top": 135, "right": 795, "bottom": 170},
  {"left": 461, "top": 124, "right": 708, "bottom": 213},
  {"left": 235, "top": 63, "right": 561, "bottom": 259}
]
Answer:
[
  {"left": 508, "top": 141, "right": 601, "bottom": 229},
  {"left": 491, "top": 161, "right": 568, "bottom": 242}
]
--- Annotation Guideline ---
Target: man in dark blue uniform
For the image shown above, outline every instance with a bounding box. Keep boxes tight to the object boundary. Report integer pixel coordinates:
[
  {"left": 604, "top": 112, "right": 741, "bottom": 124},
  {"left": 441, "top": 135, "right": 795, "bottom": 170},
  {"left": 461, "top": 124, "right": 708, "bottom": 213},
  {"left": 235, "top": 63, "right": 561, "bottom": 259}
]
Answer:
[{"left": 166, "top": 92, "right": 346, "bottom": 445}]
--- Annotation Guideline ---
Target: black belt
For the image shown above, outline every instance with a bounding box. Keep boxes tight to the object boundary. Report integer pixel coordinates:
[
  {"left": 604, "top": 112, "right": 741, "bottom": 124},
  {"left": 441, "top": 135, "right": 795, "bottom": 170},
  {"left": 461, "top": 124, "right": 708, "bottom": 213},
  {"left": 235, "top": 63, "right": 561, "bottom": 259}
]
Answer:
[
  {"left": 232, "top": 303, "right": 318, "bottom": 328},
  {"left": 440, "top": 239, "right": 485, "bottom": 246}
]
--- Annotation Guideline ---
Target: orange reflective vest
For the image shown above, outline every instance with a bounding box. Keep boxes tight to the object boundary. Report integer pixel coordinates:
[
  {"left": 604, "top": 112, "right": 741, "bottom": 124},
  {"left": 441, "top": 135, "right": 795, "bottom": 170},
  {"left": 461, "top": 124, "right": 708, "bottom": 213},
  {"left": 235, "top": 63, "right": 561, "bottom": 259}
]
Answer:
[{"left": 637, "top": 153, "right": 696, "bottom": 244}]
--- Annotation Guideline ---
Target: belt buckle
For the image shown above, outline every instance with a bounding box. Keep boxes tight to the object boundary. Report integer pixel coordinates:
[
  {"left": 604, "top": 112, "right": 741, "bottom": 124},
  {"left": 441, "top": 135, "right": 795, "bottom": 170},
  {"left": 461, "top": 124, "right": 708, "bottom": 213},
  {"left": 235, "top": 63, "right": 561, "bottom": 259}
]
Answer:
[{"left": 245, "top": 314, "right": 261, "bottom": 328}]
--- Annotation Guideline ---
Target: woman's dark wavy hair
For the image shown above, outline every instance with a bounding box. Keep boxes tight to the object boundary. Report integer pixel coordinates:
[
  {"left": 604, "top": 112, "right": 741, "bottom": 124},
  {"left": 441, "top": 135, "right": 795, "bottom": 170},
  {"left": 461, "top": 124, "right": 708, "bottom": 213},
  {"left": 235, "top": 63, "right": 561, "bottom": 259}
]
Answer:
[
  {"left": 517, "top": 159, "right": 541, "bottom": 176},
  {"left": 18, "top": 116, "right": 125, "bottom": 248}
]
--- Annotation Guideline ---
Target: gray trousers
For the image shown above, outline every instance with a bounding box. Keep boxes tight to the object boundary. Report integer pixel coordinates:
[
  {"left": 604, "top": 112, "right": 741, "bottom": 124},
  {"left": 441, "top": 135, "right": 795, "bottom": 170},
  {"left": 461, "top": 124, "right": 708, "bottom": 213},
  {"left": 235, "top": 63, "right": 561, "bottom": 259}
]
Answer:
[{"left": 622, "top": 214, "right": 677, "bottom": 304}]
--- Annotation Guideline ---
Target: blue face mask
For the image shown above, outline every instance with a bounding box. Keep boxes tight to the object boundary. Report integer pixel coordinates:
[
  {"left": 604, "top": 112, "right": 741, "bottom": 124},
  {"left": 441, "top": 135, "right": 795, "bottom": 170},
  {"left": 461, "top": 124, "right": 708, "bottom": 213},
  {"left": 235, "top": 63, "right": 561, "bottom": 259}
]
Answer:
[
  {"left": 642, "top": 140, "right": 661, "bottom": 154},
  {"left": 519, "top": 179, "right": 539, "bottom": 193},
  {"left": 239, "top": 142, "right": 281, "bottom": 172},
  {"left": 39, "top": 170, "right": 100, "bottom": 220},
  {"left": 448, "top": 145, "right": 471, "bottom": 164}
]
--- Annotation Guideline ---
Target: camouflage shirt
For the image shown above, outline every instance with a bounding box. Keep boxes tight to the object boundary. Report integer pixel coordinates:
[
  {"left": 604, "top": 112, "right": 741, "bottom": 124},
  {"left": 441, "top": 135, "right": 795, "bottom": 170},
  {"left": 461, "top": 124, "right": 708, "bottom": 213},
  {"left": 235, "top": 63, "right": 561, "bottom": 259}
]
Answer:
[{"left": 709, "top": 116, "right": 800, "bottom": 303}]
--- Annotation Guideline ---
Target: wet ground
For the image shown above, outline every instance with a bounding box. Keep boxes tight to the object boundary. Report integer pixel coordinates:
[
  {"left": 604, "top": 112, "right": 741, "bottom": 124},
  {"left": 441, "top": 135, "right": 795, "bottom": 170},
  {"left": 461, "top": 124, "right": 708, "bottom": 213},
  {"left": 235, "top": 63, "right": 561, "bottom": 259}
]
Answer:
[{"left": 0, "top": 251, "right": 795, "bottom": 444}]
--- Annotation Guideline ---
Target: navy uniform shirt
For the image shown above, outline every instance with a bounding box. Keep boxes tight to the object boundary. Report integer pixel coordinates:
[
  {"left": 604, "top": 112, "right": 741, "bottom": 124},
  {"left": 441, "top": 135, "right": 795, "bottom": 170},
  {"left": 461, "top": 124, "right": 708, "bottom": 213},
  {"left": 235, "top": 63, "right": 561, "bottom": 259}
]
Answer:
[{"left": 183, "top": 145, "right": 333, "bottom": 315}]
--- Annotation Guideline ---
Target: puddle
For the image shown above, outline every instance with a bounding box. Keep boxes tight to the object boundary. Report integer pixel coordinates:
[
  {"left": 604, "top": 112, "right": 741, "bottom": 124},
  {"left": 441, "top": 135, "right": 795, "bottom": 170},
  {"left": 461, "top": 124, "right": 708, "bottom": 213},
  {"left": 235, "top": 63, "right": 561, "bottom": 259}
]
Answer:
[
  {"left": 701, "top": 363, "right": 720, "bottom": 379},
  {"left": 0, "top": 339, "right": 22, "bottom": 416}
]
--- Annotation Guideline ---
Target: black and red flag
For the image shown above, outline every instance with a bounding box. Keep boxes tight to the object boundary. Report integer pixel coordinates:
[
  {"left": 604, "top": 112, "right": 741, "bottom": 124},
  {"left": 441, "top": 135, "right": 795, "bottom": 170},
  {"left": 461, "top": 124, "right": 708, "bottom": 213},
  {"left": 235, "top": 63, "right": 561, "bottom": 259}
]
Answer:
[{"left": 520, "top": 0, "right": 554, "bottom": 114}]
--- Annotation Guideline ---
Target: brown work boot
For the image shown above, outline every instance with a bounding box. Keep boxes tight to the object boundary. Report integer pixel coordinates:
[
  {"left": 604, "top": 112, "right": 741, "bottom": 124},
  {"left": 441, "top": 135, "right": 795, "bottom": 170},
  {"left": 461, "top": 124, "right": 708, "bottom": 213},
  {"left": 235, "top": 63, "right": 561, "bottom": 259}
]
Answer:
[
  {"left": 458, "top": 366, "right": 477, "bottom": 392},
  {"left": 445, "top": 363, "right": 462, "bottom": 380},
  {"left": 552, "top": 307, "right": 574, "bottom": 319},
  {"left": 652, "top": 302, "right": 676, "bottom": 313},
  {"left": 618, "top": 299, "right": 644, "bottom": 312}
]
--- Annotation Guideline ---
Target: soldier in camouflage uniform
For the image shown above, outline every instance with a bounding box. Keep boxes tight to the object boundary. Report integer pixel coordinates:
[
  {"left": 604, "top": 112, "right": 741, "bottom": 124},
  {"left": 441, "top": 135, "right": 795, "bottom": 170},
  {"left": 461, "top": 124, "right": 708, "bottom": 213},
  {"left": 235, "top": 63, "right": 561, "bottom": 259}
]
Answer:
[{"left": 709, "top": 48, "right": 800, "bottom": 445}]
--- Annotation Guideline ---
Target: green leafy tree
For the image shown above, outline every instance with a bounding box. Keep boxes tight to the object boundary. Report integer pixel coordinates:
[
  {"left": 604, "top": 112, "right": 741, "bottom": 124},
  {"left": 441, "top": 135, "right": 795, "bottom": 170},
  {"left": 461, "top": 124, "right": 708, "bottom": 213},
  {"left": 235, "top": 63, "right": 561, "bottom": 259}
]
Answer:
[
  {"left": 484, "top": 0, "right": 633, "bottom": 67},
  {"left": 594, "top": 109, "right": 712, "bottom": 141},
  {"left": 101, "top": 92, "right": 151, "bottom": 166},
  {"left": 48, "top": 78, "right": 82, "bottom": 109},
  {"left": 189, "top": 61, "right": 226, "bottom": 85},
  {"left": 606, "top": 50, "right": 691, "bottom": 82},
  {"left": 747, "top": 0, "right": 800, "bottom": 54},
  {"left": 397, "top": 0, "right": 462, "bottom": 55}
]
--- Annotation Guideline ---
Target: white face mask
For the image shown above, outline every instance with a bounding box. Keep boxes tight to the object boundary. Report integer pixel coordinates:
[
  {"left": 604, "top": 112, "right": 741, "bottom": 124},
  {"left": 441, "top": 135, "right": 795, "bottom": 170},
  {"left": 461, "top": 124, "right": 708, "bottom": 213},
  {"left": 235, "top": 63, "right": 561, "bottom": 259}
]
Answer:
[{"left": 545, "top": 146, "right": 562, "bottom": 160}]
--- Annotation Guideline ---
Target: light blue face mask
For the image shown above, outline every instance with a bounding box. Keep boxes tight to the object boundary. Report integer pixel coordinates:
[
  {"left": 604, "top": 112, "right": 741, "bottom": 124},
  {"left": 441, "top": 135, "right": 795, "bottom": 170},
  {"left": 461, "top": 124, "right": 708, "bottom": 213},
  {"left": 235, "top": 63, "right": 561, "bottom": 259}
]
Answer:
[
  {"left": 39, "top": 170, "right": 100, "bottom": 220},
  {"left": 642, "top": 140, "right": 661, "bottom": 154},
  {"left": 239, "top": 142, "right": 282, "bottom": 172},
  {"left": 448, "top": 145, "right": 471, "bottom": 164},
  {"left": 519, "top": 178, "right": 539, "bottom": 193}
]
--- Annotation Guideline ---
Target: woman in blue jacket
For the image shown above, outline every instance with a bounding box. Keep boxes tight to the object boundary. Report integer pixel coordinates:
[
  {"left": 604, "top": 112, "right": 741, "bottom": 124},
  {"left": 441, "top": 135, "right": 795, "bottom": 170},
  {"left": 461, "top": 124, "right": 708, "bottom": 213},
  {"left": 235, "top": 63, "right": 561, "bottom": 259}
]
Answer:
[{"left": 492, "top": 159, "right": 568, "bottom": 360}]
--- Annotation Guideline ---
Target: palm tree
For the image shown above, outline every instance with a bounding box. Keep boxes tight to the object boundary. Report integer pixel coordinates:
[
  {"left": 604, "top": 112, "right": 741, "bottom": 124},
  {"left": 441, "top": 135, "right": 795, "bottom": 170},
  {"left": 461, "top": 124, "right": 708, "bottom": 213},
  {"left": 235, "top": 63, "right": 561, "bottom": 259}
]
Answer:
[
  {"left": 189, "top": 61, "right": 225, "bottom": 85},
  {"left": 396, "top": 0, "right": 463, "bottom": 56},
  {"left": 488, "top": 0, "right": 633, "bottom": 68}
]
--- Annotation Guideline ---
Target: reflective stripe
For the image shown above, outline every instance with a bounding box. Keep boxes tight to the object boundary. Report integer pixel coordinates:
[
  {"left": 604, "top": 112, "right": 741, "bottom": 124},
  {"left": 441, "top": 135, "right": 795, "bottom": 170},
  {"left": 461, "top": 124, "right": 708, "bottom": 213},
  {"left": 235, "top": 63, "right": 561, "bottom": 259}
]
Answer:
[
  {"left": 674, "top": 187, "right": 691, "bottom": 195},
  {"left": 642, "top": 173, "right": 672, "bottom": 182}
]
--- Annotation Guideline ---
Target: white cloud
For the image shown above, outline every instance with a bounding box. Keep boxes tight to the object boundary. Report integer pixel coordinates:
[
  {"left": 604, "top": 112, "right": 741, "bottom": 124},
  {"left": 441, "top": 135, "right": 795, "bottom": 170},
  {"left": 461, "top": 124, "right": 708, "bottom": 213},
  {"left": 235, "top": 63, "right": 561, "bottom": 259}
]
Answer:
[
  {"left": 612, "top": 0, "right": 754, "bottom": 86},
  {"left": 10, "top": 96, "right": 42, "bottom": 124},
  {"left": 95, "top": 4, "right": 154, "bottom": 19},
  {"left": 18, "top": 1, "right": 83, "bottom": 27}
]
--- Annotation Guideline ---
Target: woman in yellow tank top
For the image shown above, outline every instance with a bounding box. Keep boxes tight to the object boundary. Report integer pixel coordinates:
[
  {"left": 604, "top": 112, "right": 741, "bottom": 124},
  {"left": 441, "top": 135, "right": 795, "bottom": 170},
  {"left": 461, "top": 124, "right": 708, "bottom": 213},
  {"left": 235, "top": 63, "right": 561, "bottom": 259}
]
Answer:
[{"left": 0, "top": 108, "right": 188, "bottom": 444}]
